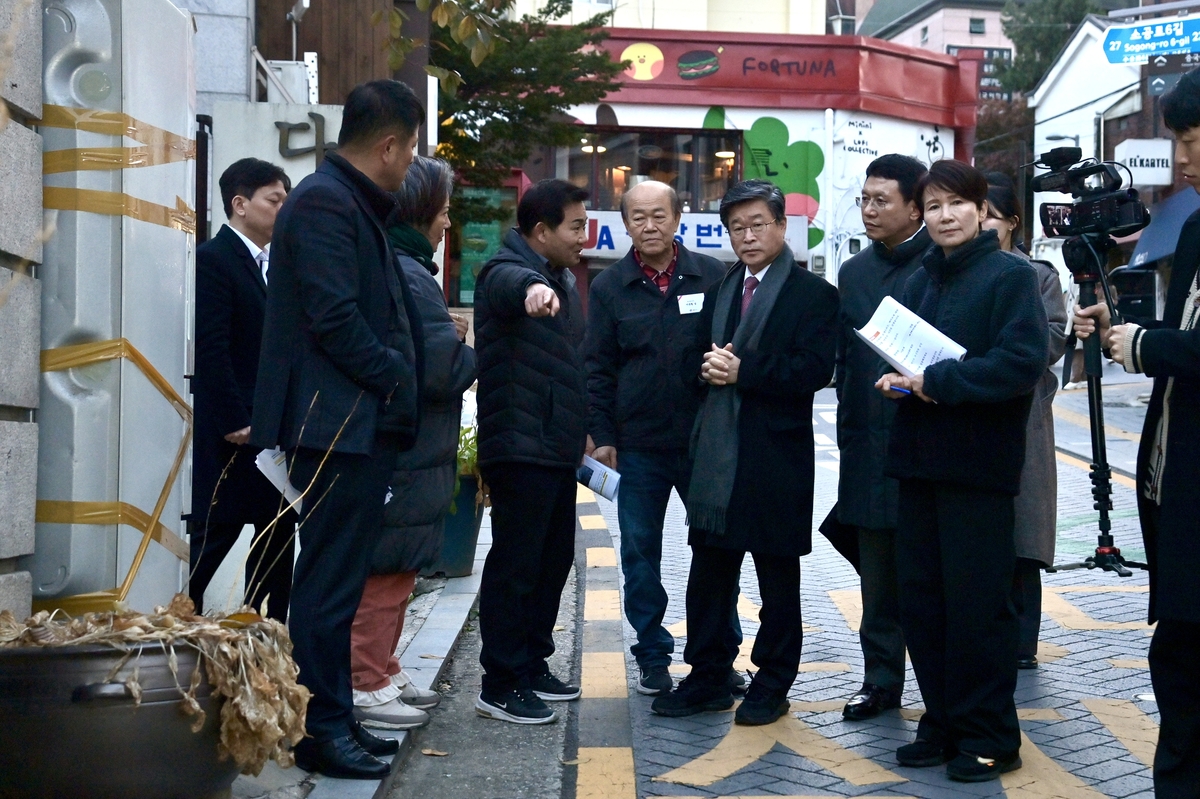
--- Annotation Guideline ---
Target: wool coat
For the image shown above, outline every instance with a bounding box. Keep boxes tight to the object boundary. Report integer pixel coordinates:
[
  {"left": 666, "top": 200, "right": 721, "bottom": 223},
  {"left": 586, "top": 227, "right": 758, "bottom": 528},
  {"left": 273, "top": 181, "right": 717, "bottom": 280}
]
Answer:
[
  {"left": 1012, "top": 256, "right": 1068, "bottom": 566},
  {"left": 1129, "top": 208, "right": 1200, "bottom": 624},
  {"left": 685, "top": 260, "right": 839, "bottom": 557},
  {"left": 474, "top": 229, "right": 587, "bottom": 470},
  {"left": 834, "top": 228, "right": 931, "bottom": 531},
  {"left": 371, "top": 252, "right": 478, "bottom": 575},
  {"left": 885, "top": 231, "right": 1048, "bottom": 494}
]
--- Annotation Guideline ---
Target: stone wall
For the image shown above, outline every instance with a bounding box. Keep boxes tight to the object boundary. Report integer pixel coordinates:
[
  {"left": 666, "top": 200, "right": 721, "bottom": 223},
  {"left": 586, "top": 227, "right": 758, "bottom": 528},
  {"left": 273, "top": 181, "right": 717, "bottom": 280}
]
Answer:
[
  {"left": 172, "top": 0, "right": 254, "bottom": 116},
  {"left": 0, "top": 0, "right": 43, "bottom": 619}
]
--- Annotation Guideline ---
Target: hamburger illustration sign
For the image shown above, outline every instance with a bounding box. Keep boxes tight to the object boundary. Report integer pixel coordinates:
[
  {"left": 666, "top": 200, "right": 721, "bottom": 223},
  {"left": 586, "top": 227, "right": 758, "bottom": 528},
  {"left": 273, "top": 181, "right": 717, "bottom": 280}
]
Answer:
[{"left": 678, "top": 48, "right": 722, "bottom": 79}]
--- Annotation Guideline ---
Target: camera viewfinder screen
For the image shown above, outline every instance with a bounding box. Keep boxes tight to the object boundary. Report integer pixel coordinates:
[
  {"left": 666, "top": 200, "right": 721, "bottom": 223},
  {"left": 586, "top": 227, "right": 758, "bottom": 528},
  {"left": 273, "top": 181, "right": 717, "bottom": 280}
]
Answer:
[{"left": 1041, "top": 203, "right": 1073, "bottom": 236}]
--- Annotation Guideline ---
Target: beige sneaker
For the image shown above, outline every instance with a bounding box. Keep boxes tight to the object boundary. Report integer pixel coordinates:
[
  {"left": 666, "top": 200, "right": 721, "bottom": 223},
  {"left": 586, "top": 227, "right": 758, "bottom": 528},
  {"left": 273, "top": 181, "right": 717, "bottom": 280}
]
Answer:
[
  {"left": 353, "top": 686, "right": 430, "bottom": 730},
  {"left": 391, "top": 669, "right": 441, "bottom": 709}
]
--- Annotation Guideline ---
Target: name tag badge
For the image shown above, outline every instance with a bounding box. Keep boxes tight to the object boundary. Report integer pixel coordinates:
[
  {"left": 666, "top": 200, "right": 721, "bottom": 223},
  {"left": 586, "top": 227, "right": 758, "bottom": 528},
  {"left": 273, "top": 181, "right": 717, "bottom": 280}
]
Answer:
[{"left": 678, "top": 293, "right": 704, "bottom": 315}]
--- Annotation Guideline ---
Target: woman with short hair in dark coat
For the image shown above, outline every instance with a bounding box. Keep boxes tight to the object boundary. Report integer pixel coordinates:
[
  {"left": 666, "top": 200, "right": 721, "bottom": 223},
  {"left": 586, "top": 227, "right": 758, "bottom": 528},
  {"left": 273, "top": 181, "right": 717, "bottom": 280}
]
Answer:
[{"left": 876, "top": 159, "right": 1048, "bottom": 782}]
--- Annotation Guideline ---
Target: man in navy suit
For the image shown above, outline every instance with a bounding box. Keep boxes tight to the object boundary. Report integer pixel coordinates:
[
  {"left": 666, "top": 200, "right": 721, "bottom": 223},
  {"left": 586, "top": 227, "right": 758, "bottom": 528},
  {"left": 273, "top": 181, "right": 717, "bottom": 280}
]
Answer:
[
  {"left": 252, "top": 80, "right": 424, "bottom": 780},
  {"left": 190, "top": 158, "right": 294, "bottom": 621}
]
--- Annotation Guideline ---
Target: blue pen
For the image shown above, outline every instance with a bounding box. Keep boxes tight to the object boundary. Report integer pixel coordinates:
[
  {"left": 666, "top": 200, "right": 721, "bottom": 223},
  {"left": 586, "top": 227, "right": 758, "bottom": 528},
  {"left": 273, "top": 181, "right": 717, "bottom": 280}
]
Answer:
[{"left": 890, "top": 387, "right": 912, "bottom": 396}]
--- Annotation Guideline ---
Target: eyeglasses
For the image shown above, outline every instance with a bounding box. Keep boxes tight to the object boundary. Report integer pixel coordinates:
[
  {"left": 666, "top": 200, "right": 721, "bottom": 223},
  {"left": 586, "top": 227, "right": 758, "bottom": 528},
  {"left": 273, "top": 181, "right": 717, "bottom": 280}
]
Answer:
[
  {"left": 856, "top": 196, "right": 894, "bottom": 211},
  {"left": 728, "top": 220, "right": 779, "bottom": 240}
]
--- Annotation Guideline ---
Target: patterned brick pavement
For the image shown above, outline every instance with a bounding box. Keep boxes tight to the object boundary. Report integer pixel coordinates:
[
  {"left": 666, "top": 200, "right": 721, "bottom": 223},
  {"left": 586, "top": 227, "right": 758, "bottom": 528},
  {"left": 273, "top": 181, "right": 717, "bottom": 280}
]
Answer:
[{"left": 593, "top": 388, "right": 1157, "bottom": 799}]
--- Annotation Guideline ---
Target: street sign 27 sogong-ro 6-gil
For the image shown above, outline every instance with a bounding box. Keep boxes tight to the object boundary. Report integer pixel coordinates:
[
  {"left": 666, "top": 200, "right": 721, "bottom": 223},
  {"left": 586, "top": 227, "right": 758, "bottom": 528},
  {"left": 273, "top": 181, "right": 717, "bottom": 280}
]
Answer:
[{"left": 1104, "top": 15, "right": 1200, "bottom": 64}]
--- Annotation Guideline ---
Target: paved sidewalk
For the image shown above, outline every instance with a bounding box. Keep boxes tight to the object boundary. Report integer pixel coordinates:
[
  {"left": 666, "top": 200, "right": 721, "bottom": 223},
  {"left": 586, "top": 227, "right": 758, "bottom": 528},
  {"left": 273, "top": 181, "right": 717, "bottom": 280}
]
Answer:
[
  {"left": 229, "top": 513, "right": 493, "bottom": 799},
  {"left": 590, "top": 387, "right": 1158, "bottom": 799}
]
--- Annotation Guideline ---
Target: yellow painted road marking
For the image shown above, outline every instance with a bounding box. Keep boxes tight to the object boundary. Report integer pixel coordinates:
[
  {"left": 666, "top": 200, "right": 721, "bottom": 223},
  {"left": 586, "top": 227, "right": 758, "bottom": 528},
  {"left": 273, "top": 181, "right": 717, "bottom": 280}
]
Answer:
[
  {"left": 577, "top": 747, "right": 636, "bottom": 799},
  {"left": 653, "top": 703, "right": 904, "bottom": 786},
  {"left": 587, "top": 547, "right": 617, "bottom": 568},
  {"left": 581, "top": 652, "right": 628, "bottom": 699},
  {"left": 1038, "top": 640, "right": 1070, "bottom": 663},
  {"left": 1001, "top": 731, "right": 1109, "bottom": 799},
  {"left": 1109, "top": 658, "right": 1149, "bottom": 669},
  {"left": 1054, "top": 404, "right": 1141, "bottom": 443},
  {"left": 828, "top": 589, "right": 863, "bottom": 632},
  {"left": 585, "top": 589, "right": 622, "bottom": 621},
  {"left": 579, "top": 514, "right": 608, "bottom": 530},
  {"left": 1056, "top": 450, "right": 1136, "bottom": 489},
  {"left": 1018, "top": 708, "right": 1065, "bottom": 721},
  {"left": 577, "top": 484, "right": 596, "bottom": 503},
  {"left": 1041, "top": 590, "right": 1145, "bottom": 630},
  {"left": 1083, "top": 698, "right": 1158, "bottom": 767}
]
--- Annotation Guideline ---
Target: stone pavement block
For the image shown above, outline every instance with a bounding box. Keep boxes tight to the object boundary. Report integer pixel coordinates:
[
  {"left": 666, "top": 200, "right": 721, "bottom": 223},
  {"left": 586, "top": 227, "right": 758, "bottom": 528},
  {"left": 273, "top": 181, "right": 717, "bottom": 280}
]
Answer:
[
  {"left": 1101, "top": 772, "right": 1155, "bottom": 798},
  {"left": 0, "top": 0, "right": 41, "bottom": 118},
  {"left": 0, "top": 269, "right": 39, "bottom": 408},
  {"left": 0, "top": 421, "right": 37, "bottom": 558},
  {"left": 1074, "top": 757, "right": 1147, "bottom": 782},
  {"left": 0, "top": 125, "right": 42, "bottom": 264},
  {"left": 1056, "top": 742, "right": 1135, "bottom": 766},
  {"left": 0, "top": 571, "right": 31, "bottom": 618}
]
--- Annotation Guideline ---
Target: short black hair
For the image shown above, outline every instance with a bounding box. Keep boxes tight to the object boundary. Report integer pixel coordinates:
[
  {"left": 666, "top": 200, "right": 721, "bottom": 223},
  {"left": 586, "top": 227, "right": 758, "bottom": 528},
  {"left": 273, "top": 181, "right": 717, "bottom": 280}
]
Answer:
[
  {"left": 915, "top": 159, "right": 989, "bottom": 210},
  {"left": 619, "top": 181, "right": 683, "bottom": 221},
  {"left": 865, "top": 154, "right": 928, "bottom": 204},
  {"left": 392, "top": 156, "right": 454, "bottom": 232},
  {"left": 219, "top": 157, "right": 290, "bottom": 218},
  {"left": 338, "top": 80, "right": 425, "bottom": 148},
  {"left": 1162, "top": 67, "right": 1200, "bottom": 133},
  {"left": 719, "top": 179, "right": 785, "bottom": 227},
  {"left": 517, "top": 179, "right": 590, "bottom": 236},
  {"left": 984, "top": 176, "right": 1023, "bottom": 222}
]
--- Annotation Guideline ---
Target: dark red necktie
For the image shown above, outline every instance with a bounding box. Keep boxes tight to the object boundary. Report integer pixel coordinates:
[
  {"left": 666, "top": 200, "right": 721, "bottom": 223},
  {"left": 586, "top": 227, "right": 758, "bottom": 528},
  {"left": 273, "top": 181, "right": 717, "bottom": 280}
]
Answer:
[{"left": 741, "top": 275, "right": 759, "bottom": 318}]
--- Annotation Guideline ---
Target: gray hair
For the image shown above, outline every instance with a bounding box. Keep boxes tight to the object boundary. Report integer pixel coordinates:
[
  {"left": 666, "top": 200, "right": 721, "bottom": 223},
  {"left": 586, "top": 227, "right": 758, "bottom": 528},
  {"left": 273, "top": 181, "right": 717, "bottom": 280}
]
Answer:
[
  {"left": 619, "top": 180, "right": 683, "bottom": 222},
  {"left": 718, "top": 179, "right": 785, "bottom": 227},
  {"left": 392, "top": 155, "right": 454, "bottom": 232}
]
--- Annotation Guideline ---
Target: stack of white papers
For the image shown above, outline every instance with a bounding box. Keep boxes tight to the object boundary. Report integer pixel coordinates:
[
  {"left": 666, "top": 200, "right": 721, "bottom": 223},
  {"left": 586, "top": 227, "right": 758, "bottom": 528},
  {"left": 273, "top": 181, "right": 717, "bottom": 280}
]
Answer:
[
  {"left": 855, "top": 296, "right": 966, "bottom": 377},
  {"left": 577, "top": 455, "right": 620, "bottom": 501}
]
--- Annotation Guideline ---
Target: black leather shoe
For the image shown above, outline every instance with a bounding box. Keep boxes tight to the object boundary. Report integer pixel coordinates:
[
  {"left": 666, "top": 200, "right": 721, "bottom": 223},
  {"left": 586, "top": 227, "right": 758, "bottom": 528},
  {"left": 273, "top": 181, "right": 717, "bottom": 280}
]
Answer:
[
  {"left": 293, "top": 734, "right": 390, "bottom": 779},
  {"left": 350, "top": 719, "right": 400, "bottom": 757},
  {"left": 842, "top": 684, "right": 902, "bottom": 720},
  {"left": 734, "top": 681, "right": 790, "bottom": 726},
  {"left": 896, "top": 738, "right": 956, "bottom": 768},
  {"left": 1016, "top": 656, "right": 1039, "bottom": 670}
]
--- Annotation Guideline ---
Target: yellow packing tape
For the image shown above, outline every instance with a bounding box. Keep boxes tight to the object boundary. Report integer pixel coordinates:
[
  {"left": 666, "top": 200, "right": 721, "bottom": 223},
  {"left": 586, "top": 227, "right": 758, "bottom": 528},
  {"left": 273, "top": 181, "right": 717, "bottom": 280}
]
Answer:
[
  {"left": 43, "top": 187, "right": 196, "bottom": 235},
  {"left": 40, "top": 104, "right": 196, "bottom": 156},
  {"left": 37, "top": 338, "right": 193, "bottom": 612},
  {"left": 43, "top": 144, "right": 194, "bottom": 174}
]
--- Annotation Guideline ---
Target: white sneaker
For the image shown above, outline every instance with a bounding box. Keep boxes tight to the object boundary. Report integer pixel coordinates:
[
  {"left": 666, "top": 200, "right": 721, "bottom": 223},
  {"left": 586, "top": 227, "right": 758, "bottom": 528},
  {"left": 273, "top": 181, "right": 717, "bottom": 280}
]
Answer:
[
  {"left": 353, "top": 686, "right": 430, "bottom": 730},
  {"left": 391, "top": 669, "right": 441, "bottom": 709}
]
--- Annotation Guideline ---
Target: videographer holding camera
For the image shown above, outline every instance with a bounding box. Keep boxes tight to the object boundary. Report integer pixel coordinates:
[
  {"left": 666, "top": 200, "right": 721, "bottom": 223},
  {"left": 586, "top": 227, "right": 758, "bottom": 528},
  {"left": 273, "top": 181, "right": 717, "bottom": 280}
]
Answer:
[{"left": 1074, "top": 69, "right": 1200, "bottom": 797}]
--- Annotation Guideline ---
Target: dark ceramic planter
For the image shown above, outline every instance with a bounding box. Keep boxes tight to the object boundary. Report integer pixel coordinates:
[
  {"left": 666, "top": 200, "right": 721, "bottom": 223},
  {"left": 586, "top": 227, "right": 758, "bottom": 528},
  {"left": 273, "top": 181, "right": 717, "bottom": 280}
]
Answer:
[{"left": 421, "top": 474, "right": 485, "bottom": 578}]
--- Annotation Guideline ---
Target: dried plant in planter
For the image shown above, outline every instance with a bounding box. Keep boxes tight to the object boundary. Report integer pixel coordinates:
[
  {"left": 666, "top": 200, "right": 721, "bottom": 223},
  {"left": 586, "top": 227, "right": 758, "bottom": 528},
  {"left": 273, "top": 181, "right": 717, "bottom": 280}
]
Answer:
[{"left": 0, "top": 594, "right": 309, "bottom": 776}]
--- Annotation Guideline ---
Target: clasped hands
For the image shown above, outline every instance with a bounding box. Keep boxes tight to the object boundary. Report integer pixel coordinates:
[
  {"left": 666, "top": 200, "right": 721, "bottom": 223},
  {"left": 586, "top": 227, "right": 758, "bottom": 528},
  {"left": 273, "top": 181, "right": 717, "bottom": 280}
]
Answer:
[
  {"left": 701, "top": 343, "right": 740, "bottom": 386},
  {"left": 1072, "top": 302, "right": 1129, "bottom": 365}
]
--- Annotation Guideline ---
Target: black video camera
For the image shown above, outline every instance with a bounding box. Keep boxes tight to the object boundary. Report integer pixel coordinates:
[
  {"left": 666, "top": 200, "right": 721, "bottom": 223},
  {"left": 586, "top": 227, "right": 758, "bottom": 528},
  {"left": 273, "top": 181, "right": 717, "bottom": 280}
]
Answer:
[{"left": 1034, "top": 147, "right": 1149, "bottom": 240}]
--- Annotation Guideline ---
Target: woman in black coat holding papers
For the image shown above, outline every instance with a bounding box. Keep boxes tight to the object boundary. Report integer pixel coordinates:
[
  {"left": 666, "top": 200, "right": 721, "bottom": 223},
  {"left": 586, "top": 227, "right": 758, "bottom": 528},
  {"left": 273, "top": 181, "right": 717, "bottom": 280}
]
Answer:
[{"left": 876, "top": 160, "right": 1047, "bottom": 783}]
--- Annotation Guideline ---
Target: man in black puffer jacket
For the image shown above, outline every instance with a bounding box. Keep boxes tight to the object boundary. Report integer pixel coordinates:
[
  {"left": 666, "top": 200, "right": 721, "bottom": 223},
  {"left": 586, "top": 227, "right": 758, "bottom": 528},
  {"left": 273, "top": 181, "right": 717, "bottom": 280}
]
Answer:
[{"left": 473, "top": 179, "right": 590, "bottom": 725}]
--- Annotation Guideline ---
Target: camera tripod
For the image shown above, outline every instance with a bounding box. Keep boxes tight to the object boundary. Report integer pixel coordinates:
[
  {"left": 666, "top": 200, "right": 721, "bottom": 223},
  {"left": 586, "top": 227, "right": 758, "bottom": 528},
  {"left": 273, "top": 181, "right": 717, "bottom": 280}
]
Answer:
[{"left": 1046, "top": 234, "right": 1147, "bottom": 578}]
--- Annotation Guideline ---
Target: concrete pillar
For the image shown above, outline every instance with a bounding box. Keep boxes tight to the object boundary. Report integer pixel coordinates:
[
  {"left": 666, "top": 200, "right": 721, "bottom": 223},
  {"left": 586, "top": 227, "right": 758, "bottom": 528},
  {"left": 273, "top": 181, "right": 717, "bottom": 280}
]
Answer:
[{"left": 0, "top": 0, "right": 43, "bottom": 620}]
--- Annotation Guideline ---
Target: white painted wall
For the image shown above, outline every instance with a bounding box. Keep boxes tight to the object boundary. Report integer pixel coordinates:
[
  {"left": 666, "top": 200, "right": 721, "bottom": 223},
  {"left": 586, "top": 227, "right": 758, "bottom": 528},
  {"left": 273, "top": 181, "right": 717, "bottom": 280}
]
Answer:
[
  {"left": 169, "top": 0, "right": 255, "bottom": 117},
  {"left": 888, "top": 8, "right": 1012, "bottom": 55},
  {"left": 509, "top": 0, "right": 825, "bottom": 34}
]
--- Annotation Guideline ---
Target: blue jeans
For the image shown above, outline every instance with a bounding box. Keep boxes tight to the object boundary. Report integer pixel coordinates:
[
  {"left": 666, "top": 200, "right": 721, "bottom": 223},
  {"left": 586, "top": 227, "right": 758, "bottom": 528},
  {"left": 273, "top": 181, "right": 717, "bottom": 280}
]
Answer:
[{"left": 617, "top": 449, "right": 742, "bottom": 670}]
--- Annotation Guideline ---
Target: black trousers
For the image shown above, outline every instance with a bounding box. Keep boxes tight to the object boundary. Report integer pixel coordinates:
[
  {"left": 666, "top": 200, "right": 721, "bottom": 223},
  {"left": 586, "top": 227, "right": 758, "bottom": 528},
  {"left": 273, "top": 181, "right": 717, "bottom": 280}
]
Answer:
[
  {"left": 1012, "top": 557, "right": 1043, "bottom": 660},
  {"left": 1150, "top": 618, "right": 1200, "bottom": 798},
  {"left": 683, "top": 543, "right": 802, "bottom": 695},
  {"left": 478, "top": 463, "right": 577, "bottom": 694},
  {"left": 188, "top": 512, "right": 296, "bottom": 622},
  {"left": 287, "top": 435, "right": 397, "bottom": 742},
  {"left": 857, "top": 526, "right": 906, "bottom": 694},
  {"left": 896, "top": 479, "right": 1020, "bottom": 757}
]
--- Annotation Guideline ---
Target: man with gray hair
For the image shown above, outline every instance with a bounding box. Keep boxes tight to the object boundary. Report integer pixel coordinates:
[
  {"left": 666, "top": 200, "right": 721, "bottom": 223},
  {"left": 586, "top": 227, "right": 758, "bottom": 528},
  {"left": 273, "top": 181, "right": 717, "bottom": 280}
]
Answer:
[
  {"left": 651, "top": 179, "right": 838, "bottom": 726},
  {"left": 584, "top": 180, "right": 729, "bottom": 696}
]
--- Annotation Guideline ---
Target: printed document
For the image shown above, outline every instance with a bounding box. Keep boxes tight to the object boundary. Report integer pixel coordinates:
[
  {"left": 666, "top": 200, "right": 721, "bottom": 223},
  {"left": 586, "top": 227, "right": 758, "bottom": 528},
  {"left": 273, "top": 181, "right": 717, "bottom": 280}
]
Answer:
[
  {"left": 577, "top": 455, "right": 620, "bottom": 501},
  {"left": 255, "top": 448, "right": 302, "bottom": 512},
  {"left": 855, "top": 295, "right": 966, "bottom": 377}
]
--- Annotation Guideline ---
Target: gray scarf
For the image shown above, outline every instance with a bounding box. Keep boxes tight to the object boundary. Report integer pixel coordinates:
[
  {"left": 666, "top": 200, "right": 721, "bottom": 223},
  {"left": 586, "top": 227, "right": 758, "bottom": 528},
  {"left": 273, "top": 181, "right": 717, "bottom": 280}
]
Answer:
[{"left": 687, "top": 245, "right": 794, "bottom": 535}]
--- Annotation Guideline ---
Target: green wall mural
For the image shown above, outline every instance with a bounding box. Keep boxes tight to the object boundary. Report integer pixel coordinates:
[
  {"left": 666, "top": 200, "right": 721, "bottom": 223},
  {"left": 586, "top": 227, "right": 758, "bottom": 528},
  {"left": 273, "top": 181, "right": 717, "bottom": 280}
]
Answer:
[{"left": 704, "top": 106, "right": 825, "bottom": 249}]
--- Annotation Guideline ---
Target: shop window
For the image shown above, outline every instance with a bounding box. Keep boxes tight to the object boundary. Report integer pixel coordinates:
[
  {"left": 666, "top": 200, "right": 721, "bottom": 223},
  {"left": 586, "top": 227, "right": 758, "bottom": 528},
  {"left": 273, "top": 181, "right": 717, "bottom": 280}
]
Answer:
[
  {"left": 920, "top": 26, "right": 928, "bottom": 45},
  {"left": 969, "top": 18, "right": 985, "bottom": 35},
  {"left": 557, "top": 127, "right": 741, "bottom": 214}
]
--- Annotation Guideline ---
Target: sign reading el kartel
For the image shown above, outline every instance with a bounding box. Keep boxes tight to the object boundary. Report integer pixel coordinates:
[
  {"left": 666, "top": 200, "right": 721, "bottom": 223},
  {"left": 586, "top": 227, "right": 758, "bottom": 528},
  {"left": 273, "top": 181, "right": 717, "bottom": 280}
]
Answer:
[
  {"left": 1114, "top": 138, "right": 1174, "bottom": 187},
  {"left": 1104, "top": 14, "right": 1200, "bottom": 64}
]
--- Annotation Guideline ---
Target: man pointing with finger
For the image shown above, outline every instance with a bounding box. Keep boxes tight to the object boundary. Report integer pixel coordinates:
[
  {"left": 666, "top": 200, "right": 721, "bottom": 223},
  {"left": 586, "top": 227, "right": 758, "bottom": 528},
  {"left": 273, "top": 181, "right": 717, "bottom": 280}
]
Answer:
[{"left": 474, "top": 179, "right": 590, "bottom": 724}]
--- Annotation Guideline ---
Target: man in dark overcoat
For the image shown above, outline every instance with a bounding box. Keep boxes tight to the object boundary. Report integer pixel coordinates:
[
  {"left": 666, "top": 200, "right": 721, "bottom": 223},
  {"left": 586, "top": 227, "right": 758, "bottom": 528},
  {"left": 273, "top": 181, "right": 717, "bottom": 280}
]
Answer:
[
  {"left": 583, "top": 180, "right": 731, "bottom": 697},
  {"left": 833, "top": 155, "right": 929, "bottom": 719},
  {"left": 251, "top": 80, "right": 424, "bottom": 779},
  {"left": 651, "top": 180, "right": 838, "bottom": 726},
  {"left": 1075, "top": 68, "right": 1200, "bottom": 797},
  {"left": 190, "top": 157, "right": 294, "bottom": 621}
]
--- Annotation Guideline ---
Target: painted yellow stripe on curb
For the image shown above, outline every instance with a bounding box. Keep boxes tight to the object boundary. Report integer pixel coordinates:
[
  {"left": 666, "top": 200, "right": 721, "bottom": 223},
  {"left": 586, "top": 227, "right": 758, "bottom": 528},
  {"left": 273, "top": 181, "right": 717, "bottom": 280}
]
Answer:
[
  {"left": 1001, "top": 731, "right": 1108, "bottom": 798},
  {"left": 1042, "top": 590, "right": 1145, "bottom": 630},
  {"left": 582, "top": 652, "right": 628, "bottom": 699},
  {"left": 587, "top": 547, "right": 618, "bottom": 568},
  {"left": 579, "top": 514, "right": 608, "bottom": 529},
  {"left": 827, "top": 589, "right": 863, "bottom": 632},
  {"left": 1056, "top": 450, "right": 1136, "bottom": 489},
  {"left": 1083, "top": 698, "right": 1158, "bottom": 767},
  {"left": 1109, "top": 658, "right": 1149, "bottom": 669},
  {"left": 577, "top": 747, "right": 636, "bottom": 799},
  {"left": 577, "top": 484, "right": 596, "bottom": 503},
  {"left": 585, "top": 589, "right": 622, "bottom": 621}
]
